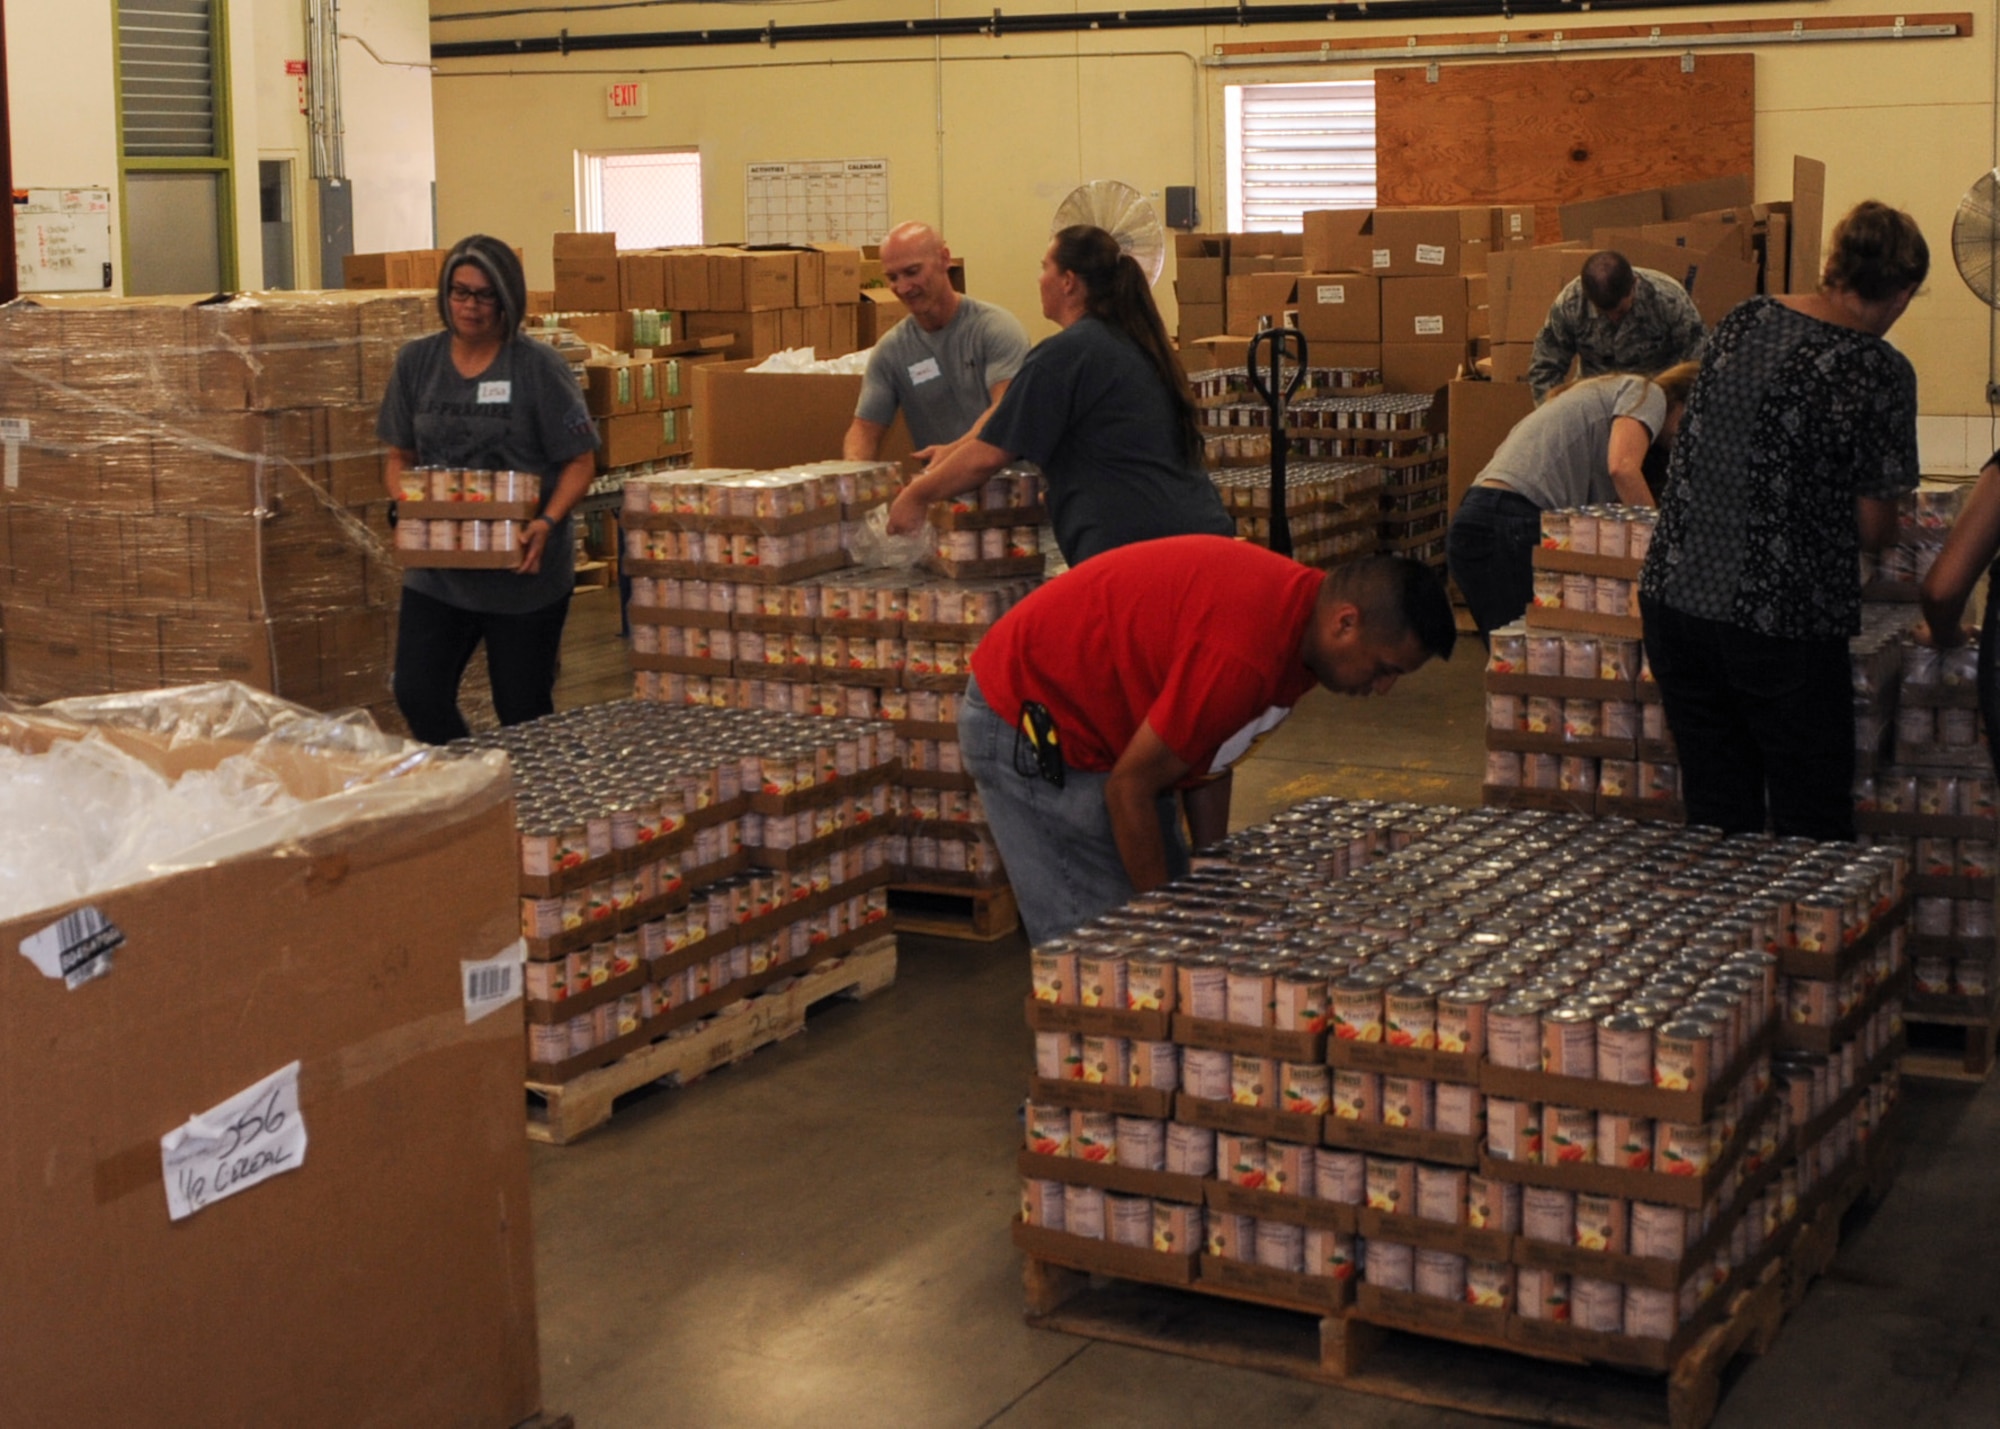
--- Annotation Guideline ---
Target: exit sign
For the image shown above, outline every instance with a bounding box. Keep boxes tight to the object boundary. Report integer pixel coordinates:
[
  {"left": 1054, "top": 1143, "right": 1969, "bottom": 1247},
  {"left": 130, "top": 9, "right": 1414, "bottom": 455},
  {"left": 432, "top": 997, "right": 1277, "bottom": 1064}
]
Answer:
[{"left": 606, "top": 82, "right": 648, "bottom": 118}]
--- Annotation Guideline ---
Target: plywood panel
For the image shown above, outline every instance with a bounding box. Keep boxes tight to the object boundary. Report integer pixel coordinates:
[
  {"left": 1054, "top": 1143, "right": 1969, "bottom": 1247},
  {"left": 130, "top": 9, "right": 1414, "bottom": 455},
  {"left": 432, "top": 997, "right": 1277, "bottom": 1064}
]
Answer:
[{"left": 1375, "top": 55, "right": 1754, "bottom": 242}]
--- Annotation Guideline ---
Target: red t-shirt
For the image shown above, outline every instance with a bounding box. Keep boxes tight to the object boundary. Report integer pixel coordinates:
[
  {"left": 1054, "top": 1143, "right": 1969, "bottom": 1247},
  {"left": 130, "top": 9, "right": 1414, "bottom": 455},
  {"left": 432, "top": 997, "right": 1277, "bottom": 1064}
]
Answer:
[{"left": 969, "top": 535, "right": 1325, "bottom": 780}]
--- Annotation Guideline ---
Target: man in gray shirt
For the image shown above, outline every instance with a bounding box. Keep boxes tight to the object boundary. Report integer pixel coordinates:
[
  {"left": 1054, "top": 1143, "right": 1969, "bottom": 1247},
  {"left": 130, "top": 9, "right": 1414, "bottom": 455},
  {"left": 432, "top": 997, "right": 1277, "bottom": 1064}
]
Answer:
[
  {"left": 1528, "top": 251, "right": 1707, "bottom": 404},
  {"left": 844, "top": 221, "right": 1030, "bottom": 460}
]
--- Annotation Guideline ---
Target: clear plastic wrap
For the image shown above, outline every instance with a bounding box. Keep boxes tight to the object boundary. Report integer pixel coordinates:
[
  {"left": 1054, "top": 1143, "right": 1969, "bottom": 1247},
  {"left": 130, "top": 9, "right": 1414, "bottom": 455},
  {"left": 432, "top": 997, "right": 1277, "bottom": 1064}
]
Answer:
[
  {"left": 0, "top": 680, "right": 510, "bottom": 923},
  {"left": 0, "top": 291, "right": 434, "bottom": 710}
]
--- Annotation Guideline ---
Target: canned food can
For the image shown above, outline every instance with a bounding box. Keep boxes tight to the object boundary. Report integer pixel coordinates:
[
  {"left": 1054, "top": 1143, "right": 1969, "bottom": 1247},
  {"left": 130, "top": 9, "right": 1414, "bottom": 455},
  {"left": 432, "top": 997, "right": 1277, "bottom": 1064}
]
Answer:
[
  {"left": 1152, "top": 1200, "right": 1203, "bottom": 1253},
  {"left": 1521, "top": 1185, "right": 1575, "bottom": 1244},
  {"left": 1331, "top": 1068, "right": 1381, "bottom": 1122},
  {"left": 1315, "top": 1149, "right": 1366, "bottom": 1204},
  {"left": 1572, "top": 1276, "right": 1626, "bottom": 1333},
  {"left": 1485, "top": 1097, "right": 1541, "bottom": 1162},
  {"left": 1414, "top": 1247, "right": 1468, "bottom": 1300},
  {"left": 1062, "top": 1184, "right": 1107, "bottom": 1239},
  {"left": 1465, "top": 1174, "right": 1521, "bottom": 1232},
  {"left": 1364, "top": 1156, "right": 1414, "bottom": 1214},
  {"left": 1071, "top": 1109, "right": 1118, "bottom": 1163},
  {"left": 1365, "top": 1239, "right": 1416, "bottom": 1292},
  {"left": 427, "top": 519, "right": 460, "bottom": 550},
  {"left": 1516, "top": 1266, "right": 1571, "bottom": 1321},
  {"left": 395, "top": 519, "right": 428, "bottom": 550},
  {"left": 1434, "top": 1081, "right": 1483, "bottom": 1137},
  {"left": 1166, "top": 1121, "right": 1216, "bottom": 1176},
  {"left": 1546, "top": 1105, "right": 1596, "bottom": 1164}
]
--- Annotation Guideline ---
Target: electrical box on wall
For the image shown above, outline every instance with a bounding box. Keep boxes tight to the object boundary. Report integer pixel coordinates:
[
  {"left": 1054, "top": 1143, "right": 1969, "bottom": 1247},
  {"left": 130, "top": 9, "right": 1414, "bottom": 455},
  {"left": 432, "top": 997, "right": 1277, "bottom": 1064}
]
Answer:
[{"left": 1165, "top": 186, "right": 1199, "bottom": 231}]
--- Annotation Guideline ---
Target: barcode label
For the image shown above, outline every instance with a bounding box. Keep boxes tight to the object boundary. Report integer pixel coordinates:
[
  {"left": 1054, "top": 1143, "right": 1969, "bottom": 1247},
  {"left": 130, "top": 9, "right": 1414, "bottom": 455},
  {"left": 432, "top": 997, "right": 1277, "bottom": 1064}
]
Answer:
[
  {"left": 1414, "top": 315, "right": 1446, "bottom": 336},
  {"left": 19, "top": 904, "right": 125, "bottom": 989},
  {"left": 1316, "top": 284, "right": 1347, "bottom": 305},
  {"left": 1415, "top": 243, "right": 1447, "bottom": 265},
  {"left": 463, "top": 939, "right": 527, "bottom": 1023}
]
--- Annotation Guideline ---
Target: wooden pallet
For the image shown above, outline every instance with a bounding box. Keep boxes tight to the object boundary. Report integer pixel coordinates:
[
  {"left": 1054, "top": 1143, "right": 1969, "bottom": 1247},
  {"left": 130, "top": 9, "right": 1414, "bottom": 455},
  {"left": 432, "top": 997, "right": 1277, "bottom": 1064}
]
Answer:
[
  {"left": 891, "top": 880, "right": 1020, "bottom": 942},
  {"left": 1901, "top": 1000, "right": 1999, "bottom": 1082},
  {"left": 524, "top": 936, "right": 897, "bottom": 1144}
]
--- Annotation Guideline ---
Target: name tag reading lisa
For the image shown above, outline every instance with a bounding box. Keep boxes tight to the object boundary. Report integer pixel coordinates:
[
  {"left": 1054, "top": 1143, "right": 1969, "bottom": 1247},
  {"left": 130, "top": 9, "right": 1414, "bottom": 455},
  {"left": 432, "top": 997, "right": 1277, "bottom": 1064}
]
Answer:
[
  {"left": 477, "top": 380, "right": 513, "bottom": 405},
  {"left": 907, "top": 357, "right": 942, "bottom": 386}
]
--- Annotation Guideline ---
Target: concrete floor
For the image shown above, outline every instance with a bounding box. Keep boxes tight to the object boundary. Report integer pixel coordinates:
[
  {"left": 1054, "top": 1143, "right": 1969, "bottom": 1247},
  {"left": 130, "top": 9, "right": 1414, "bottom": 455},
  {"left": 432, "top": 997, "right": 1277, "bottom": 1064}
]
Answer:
[{"left": 529, "top": 644, "right": 2000, "bottom": 1429}]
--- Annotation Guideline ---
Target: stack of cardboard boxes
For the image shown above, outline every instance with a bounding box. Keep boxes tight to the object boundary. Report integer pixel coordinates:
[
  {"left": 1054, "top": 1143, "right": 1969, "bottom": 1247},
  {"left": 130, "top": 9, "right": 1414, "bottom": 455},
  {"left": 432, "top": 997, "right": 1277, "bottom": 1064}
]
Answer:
[
  {"left": 554, "top": 233, "right": 865, "bottom": 366},
  {"left": 1174, "top": 207, "right": 1534, "bottom": 395},
  {"left": 0, "top": 291, "right": 431, "bottom": 714}
]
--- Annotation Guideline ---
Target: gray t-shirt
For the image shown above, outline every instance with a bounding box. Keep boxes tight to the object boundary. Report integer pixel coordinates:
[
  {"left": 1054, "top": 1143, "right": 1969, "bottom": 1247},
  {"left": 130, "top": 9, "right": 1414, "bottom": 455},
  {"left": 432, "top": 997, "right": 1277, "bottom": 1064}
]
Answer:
[
  {"left": 855, "top": 296, "right": 1029, "bottom": 449},
  {"left": 378, "top": 332, "right": 597, "bottom": 615},
  {"left": 978, "top": 316, "right": 1234, "bottom": 566},
  {"left": 1475, "top": 374, "right": 1666, "bottom": 510}
]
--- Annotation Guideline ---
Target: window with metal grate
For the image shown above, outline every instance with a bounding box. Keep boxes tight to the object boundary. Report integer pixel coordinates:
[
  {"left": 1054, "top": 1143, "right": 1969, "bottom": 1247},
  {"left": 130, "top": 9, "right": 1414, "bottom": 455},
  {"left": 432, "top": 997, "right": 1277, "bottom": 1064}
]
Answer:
[
  {"left": 119, "top": 0, "right": 216, "bottom": 159},
  {"left": 1226, "top": 81, "right": 1377, "bottom": 233},
  {"left": 578, "top": 151, "right": 705, "bottom": 248}
]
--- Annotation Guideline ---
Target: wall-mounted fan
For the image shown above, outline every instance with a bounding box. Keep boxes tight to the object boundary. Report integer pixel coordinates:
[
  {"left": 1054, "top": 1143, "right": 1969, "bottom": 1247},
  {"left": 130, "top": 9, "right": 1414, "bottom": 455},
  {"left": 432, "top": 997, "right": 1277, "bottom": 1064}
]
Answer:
[{"left": 1052, "top": 180, "right": 1167, "bottom": 286}]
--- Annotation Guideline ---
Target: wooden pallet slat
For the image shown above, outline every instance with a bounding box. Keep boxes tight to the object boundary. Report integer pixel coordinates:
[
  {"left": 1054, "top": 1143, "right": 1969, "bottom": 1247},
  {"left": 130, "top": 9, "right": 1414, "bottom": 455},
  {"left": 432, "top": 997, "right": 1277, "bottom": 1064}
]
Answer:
[
  {"left": 524, "top": 936, "right": 897, "bottom": 1144},
  {"left": 891, "top": 881, "right": 1020, "bottom": 941}
]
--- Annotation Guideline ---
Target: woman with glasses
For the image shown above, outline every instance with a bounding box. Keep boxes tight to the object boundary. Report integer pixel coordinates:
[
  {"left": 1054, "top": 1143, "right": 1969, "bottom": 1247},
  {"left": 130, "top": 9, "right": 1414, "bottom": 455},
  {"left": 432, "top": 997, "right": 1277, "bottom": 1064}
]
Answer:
[{"left": 378, "top": 234, "right": 600, "bottom": 743}]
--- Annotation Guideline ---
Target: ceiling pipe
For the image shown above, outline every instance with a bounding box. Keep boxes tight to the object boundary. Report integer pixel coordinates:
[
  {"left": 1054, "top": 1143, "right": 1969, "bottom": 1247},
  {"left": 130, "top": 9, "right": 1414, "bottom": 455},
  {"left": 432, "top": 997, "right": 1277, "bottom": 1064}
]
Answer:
[{"left": 430, "top": 0, "right": 1773, "bottom": 60}]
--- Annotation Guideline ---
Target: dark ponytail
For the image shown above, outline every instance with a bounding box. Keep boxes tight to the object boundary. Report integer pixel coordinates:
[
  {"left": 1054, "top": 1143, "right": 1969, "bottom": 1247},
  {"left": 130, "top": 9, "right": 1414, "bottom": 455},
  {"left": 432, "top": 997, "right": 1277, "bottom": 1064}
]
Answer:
[{"left": 1051, "top": 224, "right": 1203, "bottom": 465}]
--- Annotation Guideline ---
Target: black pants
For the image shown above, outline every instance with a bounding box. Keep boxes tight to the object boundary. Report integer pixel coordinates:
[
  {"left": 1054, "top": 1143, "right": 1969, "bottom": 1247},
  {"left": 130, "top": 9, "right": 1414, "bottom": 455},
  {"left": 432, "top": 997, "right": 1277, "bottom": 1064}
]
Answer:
[
  {"left": 1640, "top": 596, "right": 1853, "bottom": 840},
  {"left": 1447, "top": 486, "right": 1544, "bottom": 639},
  {"left": 394, "top": 586, "right": 571, "bottom": 744}
]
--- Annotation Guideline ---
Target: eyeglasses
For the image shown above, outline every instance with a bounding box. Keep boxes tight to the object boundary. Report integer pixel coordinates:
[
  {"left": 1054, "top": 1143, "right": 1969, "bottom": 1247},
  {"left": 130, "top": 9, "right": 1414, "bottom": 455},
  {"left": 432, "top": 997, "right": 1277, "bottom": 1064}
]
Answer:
[{"left": 448, "top": 284, "right": 499, "bottom": 307}]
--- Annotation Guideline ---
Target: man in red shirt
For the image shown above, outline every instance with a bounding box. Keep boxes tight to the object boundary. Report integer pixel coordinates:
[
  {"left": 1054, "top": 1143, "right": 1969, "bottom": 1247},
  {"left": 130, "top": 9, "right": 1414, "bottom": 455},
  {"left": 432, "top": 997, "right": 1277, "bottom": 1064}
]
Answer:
[{"left": 964, "top": 536, "right": 1456, "bottom": 943}]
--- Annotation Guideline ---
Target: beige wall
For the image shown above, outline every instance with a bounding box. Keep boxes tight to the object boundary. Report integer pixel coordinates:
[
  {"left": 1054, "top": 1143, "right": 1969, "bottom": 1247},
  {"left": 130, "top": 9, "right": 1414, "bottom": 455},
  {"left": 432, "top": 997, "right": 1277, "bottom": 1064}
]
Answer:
[{"left": 431, "top": 0, "right": 1997, "bottom": 423}]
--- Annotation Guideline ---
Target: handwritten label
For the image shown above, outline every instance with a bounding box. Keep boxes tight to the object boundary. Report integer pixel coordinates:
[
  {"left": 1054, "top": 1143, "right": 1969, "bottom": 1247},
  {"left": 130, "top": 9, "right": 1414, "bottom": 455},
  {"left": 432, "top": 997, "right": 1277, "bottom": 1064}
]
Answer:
[
  {"left": 1415, "top": 243, "right": 1447, "bottom": 266},
  {"left": 463, "top": 939, "right": 526, "bottom": 1024},
  {"left": 1370, "top": 249, "right": 1392, "bottom": 270},
  {"left": 907, "top": 356, "right": 942, "bottom": 386},
  {"left": 160, "top": 1062, "right": 308, "bottom": 1222},
  {"left": 1413, "top": 315, "right": 1446, "bottom": 336},
  {"left": 1315, "top": 284, "right": 1347, "bottom": 305},
  {"left": 476, "top": 380, "right": 512, "bottom": 405},
  {"left": 20, "top": 904, "right": 124, "bottom": 989}
]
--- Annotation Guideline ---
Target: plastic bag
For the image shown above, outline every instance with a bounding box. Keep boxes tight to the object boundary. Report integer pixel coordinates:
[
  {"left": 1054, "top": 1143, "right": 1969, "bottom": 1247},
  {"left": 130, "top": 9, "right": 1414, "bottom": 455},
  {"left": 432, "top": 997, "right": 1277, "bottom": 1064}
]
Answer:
[
  {"left": 847, "top": 503, "right": 932, "bottom": 570},
  {"left": 747, "top": 347, "right": 874, "bottom": 376}
]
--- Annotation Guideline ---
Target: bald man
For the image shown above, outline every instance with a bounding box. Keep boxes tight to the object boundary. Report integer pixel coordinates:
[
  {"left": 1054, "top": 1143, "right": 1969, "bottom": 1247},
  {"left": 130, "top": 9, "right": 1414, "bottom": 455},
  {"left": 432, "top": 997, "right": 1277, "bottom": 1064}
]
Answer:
[{"left": 843, "top": 221, "right": 1031, "bottom": 462}]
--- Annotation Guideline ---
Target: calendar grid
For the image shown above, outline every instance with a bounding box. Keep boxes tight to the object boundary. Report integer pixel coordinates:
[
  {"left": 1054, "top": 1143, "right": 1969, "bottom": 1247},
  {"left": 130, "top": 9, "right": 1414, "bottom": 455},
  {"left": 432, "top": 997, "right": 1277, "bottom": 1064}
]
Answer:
[{"left": 745, "top": 159, "right": 890, "bottom": 246}]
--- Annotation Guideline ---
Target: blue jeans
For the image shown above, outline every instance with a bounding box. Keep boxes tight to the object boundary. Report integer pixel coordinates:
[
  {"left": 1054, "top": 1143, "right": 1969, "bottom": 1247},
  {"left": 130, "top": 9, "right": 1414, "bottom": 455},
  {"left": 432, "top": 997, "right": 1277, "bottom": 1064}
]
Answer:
[
  {"left": 1447, "top": 486, "right": 1545, "bottom": 639},
  {"left": 959, "top": 676, "right": 1188, "bottom": 946}
]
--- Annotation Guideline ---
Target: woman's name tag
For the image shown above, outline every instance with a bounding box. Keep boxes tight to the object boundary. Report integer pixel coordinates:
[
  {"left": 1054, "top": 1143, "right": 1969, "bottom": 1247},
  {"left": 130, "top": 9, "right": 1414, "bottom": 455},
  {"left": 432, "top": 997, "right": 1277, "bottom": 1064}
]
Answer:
[{"left": 477, "top": 380, "right": 513, "bottom": 404}]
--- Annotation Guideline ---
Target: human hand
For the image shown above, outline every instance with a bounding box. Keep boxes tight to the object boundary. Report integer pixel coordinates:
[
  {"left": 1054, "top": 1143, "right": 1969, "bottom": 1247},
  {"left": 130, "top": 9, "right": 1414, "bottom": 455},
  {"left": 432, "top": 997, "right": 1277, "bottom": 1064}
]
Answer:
[
  {"left": 517, "top": 517, "right": 551, "bottom": 575},
  {"left": 910, "top": 444, "right": 943, "bottom": 468},
  {"left": 1911, "top": 619, "right": 1971, "bottom": 650},
  {"left": 886, "top": 487, "right": 929, "bottom": 536}
]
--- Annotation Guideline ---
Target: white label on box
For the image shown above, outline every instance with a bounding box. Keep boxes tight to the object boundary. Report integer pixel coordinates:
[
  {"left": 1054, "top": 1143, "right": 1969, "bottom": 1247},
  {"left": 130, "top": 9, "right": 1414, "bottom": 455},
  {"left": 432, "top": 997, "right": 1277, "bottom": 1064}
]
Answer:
[
  {"left": 463, "top": 938, "right": 527, "bottom": 1024},
  {"left": 1509, "top": 213, "right": 1525, "bottom": 233},
  {"left": 1315, "top": 284, "right": 1347, "bottom": 305},
  {"left": 160, "top": 1062, "right": 308, "bottom": 1222},
  {"left": 1371, "top": 249, "right": 1392, "bottom": 270},
  {"left": 19, "top": 904, "right": 125, "bottom": 989},
  {"left": 476, "top": 380, "right": 512, "bottom": 405},
  {"left": 0, "top": 417, "right": 26, "bottom": 489},
  {"left": 907, "top": 357, "right": 942, "bottom": 386},
  {"left": 1415, "top": 243, "right": 1448, "bottom": 266},
  {"left": 1414, "top": 315, "right": 1446, "bottom": 336}
]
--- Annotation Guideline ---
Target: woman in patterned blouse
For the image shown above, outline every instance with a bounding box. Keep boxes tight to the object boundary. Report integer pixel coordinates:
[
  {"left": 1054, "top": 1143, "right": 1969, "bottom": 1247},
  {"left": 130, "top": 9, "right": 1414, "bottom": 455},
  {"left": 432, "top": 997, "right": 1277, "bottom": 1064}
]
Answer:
[{"left": 1637, "top": 201, "right": 1927, "bottom": 839}]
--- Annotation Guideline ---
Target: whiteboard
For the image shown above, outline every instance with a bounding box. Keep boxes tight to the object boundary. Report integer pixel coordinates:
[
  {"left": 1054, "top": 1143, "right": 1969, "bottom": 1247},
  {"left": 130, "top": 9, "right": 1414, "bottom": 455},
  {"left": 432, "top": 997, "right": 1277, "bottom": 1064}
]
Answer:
[
  {"left": 744, "top": 160, "right": 889, "bottom": 246},
  {"left": 15, "top": 189, "right": 114, "bottom": 293}
]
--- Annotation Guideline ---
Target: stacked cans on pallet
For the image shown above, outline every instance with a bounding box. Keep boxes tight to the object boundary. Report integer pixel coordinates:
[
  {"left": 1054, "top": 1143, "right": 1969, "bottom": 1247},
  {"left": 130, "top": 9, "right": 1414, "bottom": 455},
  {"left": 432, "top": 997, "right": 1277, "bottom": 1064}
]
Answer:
[
  {"left": 1015, "top": 799, "right": 1908, "bottom": 1370},
  {"left": 1208, "top": 462, "right": 1384, "bottom": 571},
  {"left": 625, "top": 464, "right": 1047, "bottom": 895},
  {"left": 461, "top": 700, "right": 899, "bottom": 1082}
]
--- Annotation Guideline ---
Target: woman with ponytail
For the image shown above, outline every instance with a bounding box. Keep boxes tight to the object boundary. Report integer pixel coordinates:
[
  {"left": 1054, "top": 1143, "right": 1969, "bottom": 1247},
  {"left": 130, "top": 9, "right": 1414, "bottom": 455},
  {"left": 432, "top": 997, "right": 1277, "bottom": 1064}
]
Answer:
[{"left": 886, "top": 224, "right": 1232, "bottom": 565}]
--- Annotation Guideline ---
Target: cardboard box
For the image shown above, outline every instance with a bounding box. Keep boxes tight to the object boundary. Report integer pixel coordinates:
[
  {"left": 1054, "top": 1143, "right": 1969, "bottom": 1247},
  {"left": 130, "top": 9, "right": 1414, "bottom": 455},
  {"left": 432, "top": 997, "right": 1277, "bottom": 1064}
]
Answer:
[
  {"left": 565, "top": 310, "right": 634, "bottom": 352},
  {"left": 555, "top": 230, "right": 616, "bottom": 260},
  {"left": 1177, "top": 303, "right": 1227, "bottom": 340},
  {"left": 1226, "top": 274, "right": 1299, "bottom": 336},
  {"left": 692, "top": 359, "right": 912, "bottom": 469},
  {"left": 1302, "top": 210, "right": 1375, "bottom": 274},
  {"left": 666, "top": 250, "right": 712, "bottom": 311},
  {"left": 857, "top": 290, "right": 902, "bottom": 350},
  {"left": 1489, "top": 343, "right": 1536, "bottom": 384},
  {"left": 1495, "top": 207, "right": 1537, "bottom": 249},
  {"left": 828, "top": 303, "right": 858, "bottom": 358},
  {"left": 1381, "top": 276, "right": 1470, "bottom": 345},
  {"left": 1447, "top": 378, "right": 1537, "bottom": 515},
  {"left": 1788, "top": 156, "right": 1827, "bottom": 296},
  {"left": 584, "top": 360, "right": 639, "bottom": 417},
  {"left": 1611, "top": 238, "right": 1759, "bottom": 329},
  {"left": 597, "top": 410, "right": 673, "bottom": 469},
  {"left": 618, "top": 253, "right": 667, "bottom": 310},
  {"left": 709, "top": 250, "right": 796, "bottom": 312},
  {"left": 1372, "top": 208, "right": 1494, "bottom": 277},
  {"left": 1184, "top": 335, "right": 1253, "bottom": 367},
  {"left": 1487, "top": 247, "right": 1588, "bottom": 345},
  {"left": 1294, "top": 274, "right": 1380, "bottom": 343},
  {"left": 802, "top": 304, "right": 832, "bottom": 355},
  {"left": 0, "top": 700, "right": 537, "bottom": 1428},
  {"left": 1662, "top": 174, "right": 1754, "bottom": 221},
  {"left": 791, "top": 248, "right": 826, "bottom": 307},
  {"left": 1228, "top": 253, "right": 1277, "bottom": 278},
  {"left": 779, "top": 307, "right": 806, "bottom": 351},
  {"left": 1308, "top": 341, "right": 1384, "bottom": 372},
  {"left": 1382, "top": 342, "right": 1466, "bottom": 396},
  {"left": 1177, "top": 261, "right": 1225, "bottom": 306},
  {"left": 813, "top": 244, "right": 863, "bottom": 305},
  {"left": 553, "top": 256, "right": 620, "bottom": 313},
  {"left": 1559, "top": 190, "right": 1666, "bottom": 243}
]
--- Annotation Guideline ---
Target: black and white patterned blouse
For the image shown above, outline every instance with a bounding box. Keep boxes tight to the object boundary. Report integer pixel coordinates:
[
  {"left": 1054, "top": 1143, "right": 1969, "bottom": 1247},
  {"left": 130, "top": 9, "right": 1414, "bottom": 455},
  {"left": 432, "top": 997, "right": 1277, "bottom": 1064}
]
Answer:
[{"left": 1639, "top": 296, "right": 1918, "bottom": 640}]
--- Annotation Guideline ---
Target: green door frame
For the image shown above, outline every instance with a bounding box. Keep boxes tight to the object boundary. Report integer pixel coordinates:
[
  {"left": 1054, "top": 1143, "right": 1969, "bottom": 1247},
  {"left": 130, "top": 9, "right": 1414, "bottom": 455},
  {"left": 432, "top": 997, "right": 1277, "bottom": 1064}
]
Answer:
[{"left": 113, "top": 0, "right": 238, "bottom": 292}]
